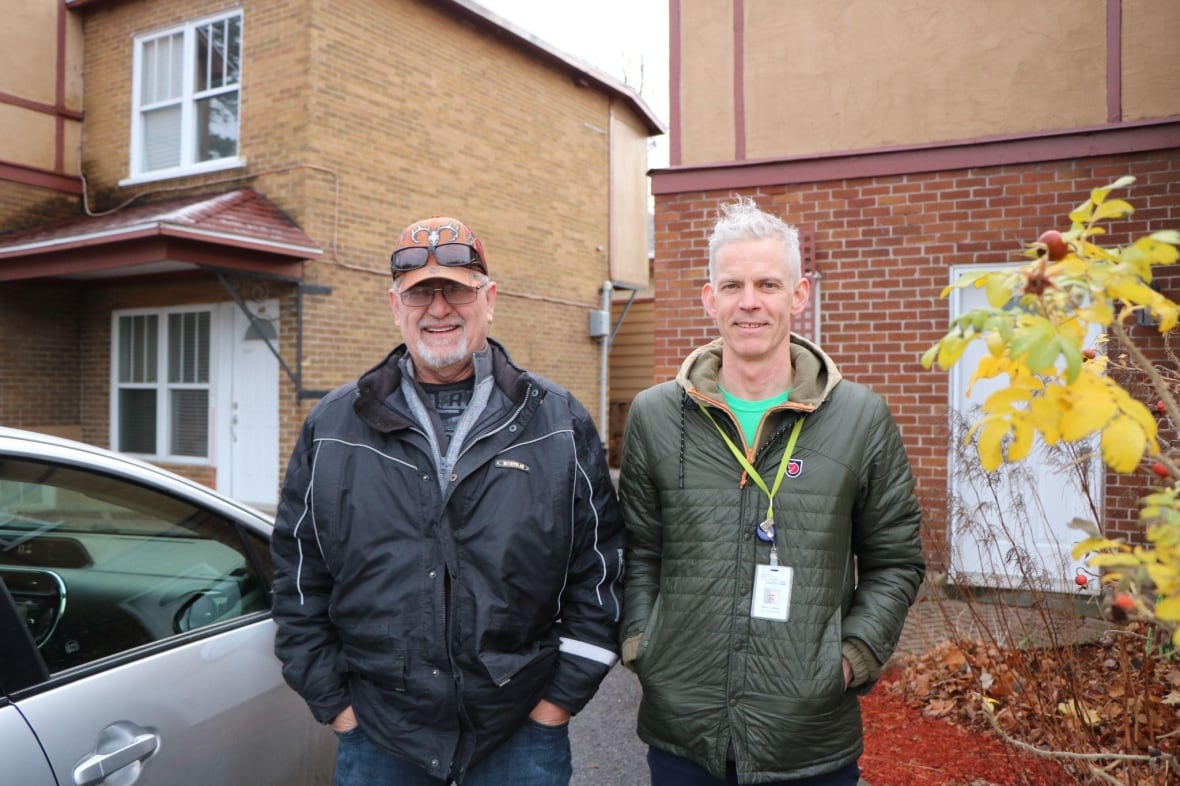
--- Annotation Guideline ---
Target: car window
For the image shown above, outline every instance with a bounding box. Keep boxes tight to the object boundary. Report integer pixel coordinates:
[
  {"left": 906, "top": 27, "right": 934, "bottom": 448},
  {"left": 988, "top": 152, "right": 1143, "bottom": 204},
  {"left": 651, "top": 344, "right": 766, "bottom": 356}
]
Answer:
[{"left": 0, "top": 457, "right": 271, "bottom": 675}]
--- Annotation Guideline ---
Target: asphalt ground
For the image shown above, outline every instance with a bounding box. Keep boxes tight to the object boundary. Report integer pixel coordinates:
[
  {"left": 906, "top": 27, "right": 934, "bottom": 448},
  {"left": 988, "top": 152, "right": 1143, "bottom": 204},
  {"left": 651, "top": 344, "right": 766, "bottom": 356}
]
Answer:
[{"left": 570, "top": 665, "right": 647, "bottom": 785}]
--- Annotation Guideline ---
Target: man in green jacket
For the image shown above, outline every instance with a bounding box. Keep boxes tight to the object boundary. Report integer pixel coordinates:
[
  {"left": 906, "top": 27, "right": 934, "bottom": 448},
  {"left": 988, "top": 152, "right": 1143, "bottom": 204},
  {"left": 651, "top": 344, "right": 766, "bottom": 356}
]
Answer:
[{"left": 619, "top": 197, "right": 925, "bottom": 785}]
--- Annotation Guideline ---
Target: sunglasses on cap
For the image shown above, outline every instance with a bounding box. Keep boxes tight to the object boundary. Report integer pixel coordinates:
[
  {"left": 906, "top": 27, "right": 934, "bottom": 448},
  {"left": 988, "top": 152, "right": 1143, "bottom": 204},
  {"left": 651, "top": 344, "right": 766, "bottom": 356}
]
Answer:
[{"left": 390, "top": 242, "right": 485, "bottom": 274}]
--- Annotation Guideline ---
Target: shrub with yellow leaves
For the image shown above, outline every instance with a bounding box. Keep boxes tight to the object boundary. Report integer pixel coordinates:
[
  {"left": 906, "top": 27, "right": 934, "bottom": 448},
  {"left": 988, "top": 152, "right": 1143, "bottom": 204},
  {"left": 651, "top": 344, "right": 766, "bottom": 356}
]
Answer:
[{"left": 922, "top": 176, "right": 1180, "bottom": 646}]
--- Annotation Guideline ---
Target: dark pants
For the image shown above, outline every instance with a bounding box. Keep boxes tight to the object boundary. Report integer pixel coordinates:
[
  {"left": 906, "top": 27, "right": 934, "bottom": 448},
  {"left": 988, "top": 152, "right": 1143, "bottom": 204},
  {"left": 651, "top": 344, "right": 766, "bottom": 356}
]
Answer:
[
  {"left": 335, "top": 720, "right": 572, "bottom": 786},
  {"left": 647, "top": 747, "right": 861, "bottom": 786}
]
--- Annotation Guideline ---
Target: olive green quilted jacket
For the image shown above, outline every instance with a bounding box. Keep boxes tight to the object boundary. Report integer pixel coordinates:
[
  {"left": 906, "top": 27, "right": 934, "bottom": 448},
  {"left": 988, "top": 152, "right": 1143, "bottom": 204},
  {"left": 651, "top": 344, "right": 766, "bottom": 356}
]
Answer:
[{"left": 619, "top": 335, "right": 925, "bottom": 783}]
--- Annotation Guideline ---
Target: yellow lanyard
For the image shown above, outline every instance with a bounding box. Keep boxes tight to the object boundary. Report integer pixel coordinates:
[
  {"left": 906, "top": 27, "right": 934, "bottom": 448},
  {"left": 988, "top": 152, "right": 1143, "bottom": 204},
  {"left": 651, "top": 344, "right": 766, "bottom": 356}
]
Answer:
[{"left": 700, "top": 405, "right": 804, "bottom": 563}]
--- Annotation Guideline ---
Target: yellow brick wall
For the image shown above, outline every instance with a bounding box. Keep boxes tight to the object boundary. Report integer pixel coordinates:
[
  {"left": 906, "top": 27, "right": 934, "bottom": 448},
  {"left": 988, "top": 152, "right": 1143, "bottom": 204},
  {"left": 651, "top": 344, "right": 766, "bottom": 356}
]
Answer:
[
  {"left": 73, "top": 0, "right": 624, "bottom": 467},
  {"left": 0, "top": 182, "right": 79, "bottom": 232}
]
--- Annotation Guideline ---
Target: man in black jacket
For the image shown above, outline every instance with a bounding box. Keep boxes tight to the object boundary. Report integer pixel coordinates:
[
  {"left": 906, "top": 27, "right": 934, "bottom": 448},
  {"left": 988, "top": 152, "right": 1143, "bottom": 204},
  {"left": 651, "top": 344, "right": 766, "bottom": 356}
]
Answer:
[{"left": 271, "top": 215, "right": 624, "bottom": 786}]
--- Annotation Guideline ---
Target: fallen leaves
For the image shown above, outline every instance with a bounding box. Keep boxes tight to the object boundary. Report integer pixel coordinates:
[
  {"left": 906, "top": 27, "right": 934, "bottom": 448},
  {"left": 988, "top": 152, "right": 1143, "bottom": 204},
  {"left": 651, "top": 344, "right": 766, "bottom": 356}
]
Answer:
[{"left": 886, "top": 624, "right": 1180, "bottom": 785}]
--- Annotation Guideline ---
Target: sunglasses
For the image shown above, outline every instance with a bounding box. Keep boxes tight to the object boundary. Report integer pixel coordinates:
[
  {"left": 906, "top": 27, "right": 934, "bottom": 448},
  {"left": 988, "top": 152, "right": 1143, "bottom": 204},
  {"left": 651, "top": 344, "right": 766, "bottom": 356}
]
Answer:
[
  {"left": 398, "top": 282, "right": 486, "bottom": 307},
  {"left": 390, "top": 242, "right": 485, "bottom": 274}
]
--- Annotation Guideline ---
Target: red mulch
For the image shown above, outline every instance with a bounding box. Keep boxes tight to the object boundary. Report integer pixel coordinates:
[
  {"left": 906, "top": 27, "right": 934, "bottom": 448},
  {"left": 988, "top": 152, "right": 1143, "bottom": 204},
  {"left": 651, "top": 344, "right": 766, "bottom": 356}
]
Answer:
[{"left": 860, "top": 667, "right": 1069, "bottom": 785}]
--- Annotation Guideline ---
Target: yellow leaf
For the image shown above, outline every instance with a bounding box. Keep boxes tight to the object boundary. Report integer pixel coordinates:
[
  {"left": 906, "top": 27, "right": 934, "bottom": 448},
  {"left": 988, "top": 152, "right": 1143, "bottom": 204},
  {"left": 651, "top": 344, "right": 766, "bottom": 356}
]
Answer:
[
  {"left": 1149, "top": 229, "right": 1180, "bottom": 244},
  {"left": 1088, "top": 553, "right": 1144, "bottom": 568},
  {"left": 985, "top": 275, "right": 1015, "bottom": 308},
  {"left": 975, "top": 352, "right": 1010, "bottom": 380},
  {"left": 1147, "top": 523, "right": 1180, "bottom": 548},
  {"left": 1057, "top": 700, "right": 1102, "bottom": 726},
  {"left": 1145, "top": 565, "right": 1180, "bottom": 596},
  {"left": 1101, "top": 415, "right": 1147, "bottom": 473},
  {"left": 980, "top": 385, "right": 1033, "bottom": 412},
  {"left": 1091, "top": 199, "right": 1134, "bottom": 222},
  {"left": 1155, "top": 302, "right": 1180, "bottom": 332},
  {"left": 1009, "top": 417, "right": 1035, "bottom": 462},
  {"left": 937, "top": 333, "right": 968, "bottom": 370},
  {"left": 1078, "top": 300, "right": 1114, "bottom": 325},
  {"left": 1112, "top": 391, "right": 1158, "bottom": 441},
  {"left": 1109, "top": 279, "right": 1158, "bottom": 304},
  {"left": 920, "top": 343, "right": 939, "bottom": 370},
  {"left": 1072, "top": 537, "right": 1124, "bottom": 558},
  {"left": 1060, "top": 401, "right": 1113, "bottom": 443},
  {"left": 1155, "top": 594, "right": 1180, "bottom": 622},
  {"left": 1029, "top": 396, "right": 1062, "bottom": 444},
  {"left": 977, "top": 417, "right": 1009, "bottom": 472}
]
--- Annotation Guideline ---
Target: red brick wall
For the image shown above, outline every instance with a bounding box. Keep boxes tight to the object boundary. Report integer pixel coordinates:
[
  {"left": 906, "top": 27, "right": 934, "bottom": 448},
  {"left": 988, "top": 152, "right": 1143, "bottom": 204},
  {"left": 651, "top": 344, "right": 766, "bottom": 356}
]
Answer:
[{"left": 653, "top": 150, "right": 1180, "bottom": 571}]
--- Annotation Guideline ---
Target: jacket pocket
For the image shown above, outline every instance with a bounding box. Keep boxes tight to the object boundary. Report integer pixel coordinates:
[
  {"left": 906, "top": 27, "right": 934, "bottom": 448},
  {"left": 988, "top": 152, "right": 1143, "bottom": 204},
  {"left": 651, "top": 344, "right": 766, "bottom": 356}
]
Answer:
[
  {"left": 634, "top": 595, "right": 663, "bottom": 674},
  {"left": 477, "top": 614, "right": 557, "bottom": 687},
  {"left": 337, "top": 622, "right": 407, "bottom": 691}
]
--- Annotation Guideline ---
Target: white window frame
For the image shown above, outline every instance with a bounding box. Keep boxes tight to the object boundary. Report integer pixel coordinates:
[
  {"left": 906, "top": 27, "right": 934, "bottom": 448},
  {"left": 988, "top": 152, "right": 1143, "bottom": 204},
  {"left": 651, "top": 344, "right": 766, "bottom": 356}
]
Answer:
[
  {"left": 111, "top": 306, "right": 216, "bottom": 464},
  {"left": 124, "top": 9, "right": 245, "bottom": 185}
]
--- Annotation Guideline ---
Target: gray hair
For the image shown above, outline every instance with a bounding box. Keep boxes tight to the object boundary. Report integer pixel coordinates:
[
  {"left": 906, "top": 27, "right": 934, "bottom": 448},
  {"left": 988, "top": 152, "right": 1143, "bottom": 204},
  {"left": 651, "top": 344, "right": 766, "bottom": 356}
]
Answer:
[{"left": 706, "top": 196, "right": 801, "bottom": 285}]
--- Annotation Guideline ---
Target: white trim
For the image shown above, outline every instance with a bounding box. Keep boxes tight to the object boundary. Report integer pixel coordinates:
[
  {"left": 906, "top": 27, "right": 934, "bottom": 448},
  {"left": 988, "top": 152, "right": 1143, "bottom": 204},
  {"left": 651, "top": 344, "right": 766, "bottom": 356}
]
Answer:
[
  {"left": 119, "top": 156, "right": 246, "bottom": 187},
  {"left": 111, "top": 304, "right": 217, "bottom": 464},
  {"left": 558, "top": 636, "right": 618, "bottom": 667},
  {"left": 129, "top": 8, "right": 244, "bottom": 180}
]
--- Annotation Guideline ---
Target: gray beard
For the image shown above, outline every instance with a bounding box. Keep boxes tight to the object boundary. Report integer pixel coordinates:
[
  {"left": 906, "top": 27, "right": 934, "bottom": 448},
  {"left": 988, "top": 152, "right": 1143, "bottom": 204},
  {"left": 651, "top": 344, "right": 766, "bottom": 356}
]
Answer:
[{"left": 415, "top": 327, "right": 470, "bottom": 370}]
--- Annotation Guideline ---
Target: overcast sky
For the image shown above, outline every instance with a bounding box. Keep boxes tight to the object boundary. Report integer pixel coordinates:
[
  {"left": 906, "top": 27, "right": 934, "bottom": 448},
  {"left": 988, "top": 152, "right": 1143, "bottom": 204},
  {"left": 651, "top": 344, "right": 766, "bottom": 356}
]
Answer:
[{"left": 473, "top": 0, "right": 670, "bottom": 166}]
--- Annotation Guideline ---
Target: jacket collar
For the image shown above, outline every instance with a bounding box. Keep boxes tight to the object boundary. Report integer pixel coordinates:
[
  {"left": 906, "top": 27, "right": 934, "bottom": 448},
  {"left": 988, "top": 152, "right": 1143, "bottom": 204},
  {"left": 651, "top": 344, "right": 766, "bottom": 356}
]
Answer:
[
  {"left": 353, "top": 338, "right": 532, "bottom": 432},
  {"left": 676, "top": 334, "right": 842, "bottom": 410}
]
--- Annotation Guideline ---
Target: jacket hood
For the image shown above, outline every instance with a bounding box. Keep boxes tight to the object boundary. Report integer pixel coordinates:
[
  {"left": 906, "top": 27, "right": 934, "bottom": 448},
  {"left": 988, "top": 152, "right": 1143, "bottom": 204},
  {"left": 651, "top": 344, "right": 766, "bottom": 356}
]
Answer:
[{"left": 675, "top": 333, "right": 843, "bottom": 410}]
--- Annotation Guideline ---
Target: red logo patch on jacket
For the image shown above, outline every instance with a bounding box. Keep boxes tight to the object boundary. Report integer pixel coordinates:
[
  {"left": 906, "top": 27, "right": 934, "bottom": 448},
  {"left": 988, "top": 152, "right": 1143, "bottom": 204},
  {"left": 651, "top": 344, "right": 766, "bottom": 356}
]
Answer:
[{"left": 786, "top": 459, "right": 802, "bottom": 478}]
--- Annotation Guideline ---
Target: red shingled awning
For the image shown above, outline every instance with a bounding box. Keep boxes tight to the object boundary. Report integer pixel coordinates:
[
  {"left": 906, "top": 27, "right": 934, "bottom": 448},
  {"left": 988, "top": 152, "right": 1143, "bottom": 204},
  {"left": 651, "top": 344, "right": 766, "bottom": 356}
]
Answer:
[{"left": 0, "top": 188, "right": 322, "bottom": 282}]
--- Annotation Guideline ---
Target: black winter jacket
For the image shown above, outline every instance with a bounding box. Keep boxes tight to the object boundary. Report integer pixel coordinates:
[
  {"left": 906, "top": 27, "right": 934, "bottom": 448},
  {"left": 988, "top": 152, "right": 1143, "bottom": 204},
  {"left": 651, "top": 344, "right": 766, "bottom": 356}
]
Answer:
[{"left": 271, "top": 340, "right": 624, "bottom": 782}]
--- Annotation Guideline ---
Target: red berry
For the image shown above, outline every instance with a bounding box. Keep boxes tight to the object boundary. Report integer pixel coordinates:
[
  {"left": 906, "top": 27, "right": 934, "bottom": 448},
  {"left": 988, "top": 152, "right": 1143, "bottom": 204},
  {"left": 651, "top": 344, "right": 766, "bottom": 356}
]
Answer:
[
  {"left": 1074, "top": 573, "right": 1088, "bottom": 587},
  {"left": 1037, "top": 230, "right": 1070, "bottom": 261},
  {"left": 1082, "top": 349, "right": 1097, "bottom": 360},
  {"left": 1152, "top": 461, "right": 1169, "bottom": 478},
  {"left": 1113, "top": 593, "right": 1135, "bottom": 611}
]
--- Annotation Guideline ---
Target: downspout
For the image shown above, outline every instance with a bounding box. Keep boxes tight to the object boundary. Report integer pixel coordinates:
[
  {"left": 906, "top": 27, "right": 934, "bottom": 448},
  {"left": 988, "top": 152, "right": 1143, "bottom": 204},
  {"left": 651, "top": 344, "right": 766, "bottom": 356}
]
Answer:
[{"left": 599, "top": 280, "right": 614, "bottom": 444}]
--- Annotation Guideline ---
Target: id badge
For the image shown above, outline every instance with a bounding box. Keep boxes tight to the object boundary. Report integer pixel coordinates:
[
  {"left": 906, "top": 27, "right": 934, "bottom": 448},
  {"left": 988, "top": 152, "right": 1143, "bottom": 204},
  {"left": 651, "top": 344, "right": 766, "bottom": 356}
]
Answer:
[{"left": 750, "top": 564, "right": 792, "bottom": 621}]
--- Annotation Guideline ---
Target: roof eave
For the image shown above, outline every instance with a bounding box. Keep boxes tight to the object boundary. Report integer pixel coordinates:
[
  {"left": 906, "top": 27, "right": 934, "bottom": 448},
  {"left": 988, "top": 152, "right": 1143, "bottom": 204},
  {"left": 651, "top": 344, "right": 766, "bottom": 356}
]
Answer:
[{"left": 0, "top": 228, "right": 314, "bottom": 283}]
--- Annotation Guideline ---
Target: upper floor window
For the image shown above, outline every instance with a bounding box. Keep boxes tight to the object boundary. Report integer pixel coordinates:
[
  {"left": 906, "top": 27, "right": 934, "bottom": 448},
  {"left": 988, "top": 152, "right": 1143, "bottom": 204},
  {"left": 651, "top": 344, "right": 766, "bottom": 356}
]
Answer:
[
  {"left": 113, "top": 308, "right": 212, "bottom": 461},
  {"left": 128, "top": 10, "right": 243, "bottom": 182}
]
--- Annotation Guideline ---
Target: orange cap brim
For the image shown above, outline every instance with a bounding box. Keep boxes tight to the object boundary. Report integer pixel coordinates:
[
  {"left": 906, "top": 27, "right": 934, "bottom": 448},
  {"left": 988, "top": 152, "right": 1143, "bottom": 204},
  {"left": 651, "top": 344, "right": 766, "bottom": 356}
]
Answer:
[{"left": 395, "top": 262, "right": 485, "bottom": 291}]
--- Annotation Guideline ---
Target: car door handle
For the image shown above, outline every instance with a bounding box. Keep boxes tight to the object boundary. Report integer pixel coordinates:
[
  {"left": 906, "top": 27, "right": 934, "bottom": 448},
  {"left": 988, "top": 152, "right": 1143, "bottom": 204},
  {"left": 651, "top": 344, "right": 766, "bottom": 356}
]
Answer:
[{"left": 73, "top": 723, "right": 159, "bottom": 786}]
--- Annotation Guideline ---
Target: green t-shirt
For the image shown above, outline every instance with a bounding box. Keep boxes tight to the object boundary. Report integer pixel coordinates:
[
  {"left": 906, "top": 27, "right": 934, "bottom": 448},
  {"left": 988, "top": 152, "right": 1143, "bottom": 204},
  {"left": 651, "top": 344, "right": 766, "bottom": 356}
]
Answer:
[{"left": 719, "top": 385, "right": 791, "bottom": 447}]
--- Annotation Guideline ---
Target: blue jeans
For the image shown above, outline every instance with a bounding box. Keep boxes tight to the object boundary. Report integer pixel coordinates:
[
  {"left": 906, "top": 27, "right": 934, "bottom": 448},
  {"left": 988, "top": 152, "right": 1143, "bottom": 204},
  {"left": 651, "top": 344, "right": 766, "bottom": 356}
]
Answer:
[
  {"left": 648, "top": 747, "right": 860, "bottom": 786},
  {"left": 335, "top": 719, "right": 571, "bottom": 786}
]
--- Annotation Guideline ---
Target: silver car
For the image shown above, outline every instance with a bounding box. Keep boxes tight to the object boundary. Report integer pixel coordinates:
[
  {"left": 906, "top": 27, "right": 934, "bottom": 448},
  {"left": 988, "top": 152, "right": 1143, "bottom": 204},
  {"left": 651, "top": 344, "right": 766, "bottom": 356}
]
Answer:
[{"left": 0, "top": 427, "right": 334, "bottom": 786}]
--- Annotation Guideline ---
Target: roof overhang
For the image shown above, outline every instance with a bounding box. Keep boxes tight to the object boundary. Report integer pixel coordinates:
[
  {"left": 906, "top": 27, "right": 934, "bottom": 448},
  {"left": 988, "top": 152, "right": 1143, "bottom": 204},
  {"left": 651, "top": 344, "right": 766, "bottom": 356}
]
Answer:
[{"left": 0, "top": 189, "right": 322, "bottom": 283}]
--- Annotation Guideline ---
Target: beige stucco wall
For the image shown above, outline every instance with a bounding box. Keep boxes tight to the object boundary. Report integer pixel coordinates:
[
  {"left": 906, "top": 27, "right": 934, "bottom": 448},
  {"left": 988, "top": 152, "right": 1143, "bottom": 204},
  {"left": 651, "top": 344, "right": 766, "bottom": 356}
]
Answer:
[
  {"left": 1122, "top": 0, "right": 1180, "bottom": 121},
  {"left": 679, "top": 0, "right": 736, "bottom": 164},
  {"left": 0, "top": 106, "right": 57, "bottom": 171},
  {"left": 0, "top": 2, "right": 83, "bottom": 179},
  {"left": 676, "top": 0, "right": 1178, "bottom": 165},
  {"left": 610, "top": 105, "right": 652, "bottom": 288},
  {"left": 2, "top": 0, "right": 60, "bottom": 104}
]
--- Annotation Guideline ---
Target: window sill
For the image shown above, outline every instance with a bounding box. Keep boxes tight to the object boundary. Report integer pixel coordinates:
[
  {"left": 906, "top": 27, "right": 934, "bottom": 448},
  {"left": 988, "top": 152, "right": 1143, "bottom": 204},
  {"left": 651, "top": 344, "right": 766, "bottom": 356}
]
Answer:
[{"left": 119, "top": 157, "right": 247, "bottom": 187}]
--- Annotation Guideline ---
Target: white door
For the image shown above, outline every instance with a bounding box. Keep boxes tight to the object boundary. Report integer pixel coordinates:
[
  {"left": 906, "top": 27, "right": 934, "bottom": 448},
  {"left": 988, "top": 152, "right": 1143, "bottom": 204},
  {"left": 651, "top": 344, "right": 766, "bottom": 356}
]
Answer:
[
  {"left": 216, "top": 301, "right": 280, "bottom": 510},
  {"left": 947, "top": 264, "right": 1102, "bottom": 593}
]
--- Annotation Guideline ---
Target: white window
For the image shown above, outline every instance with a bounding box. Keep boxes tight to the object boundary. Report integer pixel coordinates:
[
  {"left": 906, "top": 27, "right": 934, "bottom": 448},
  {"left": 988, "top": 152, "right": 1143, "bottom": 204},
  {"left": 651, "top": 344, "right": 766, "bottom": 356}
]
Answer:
[
  {"left": 112, "top": 308, "right": 213, "bottom": 461},
  {"left": 128, "top": 10, "right": 243, "bottom": 182}
]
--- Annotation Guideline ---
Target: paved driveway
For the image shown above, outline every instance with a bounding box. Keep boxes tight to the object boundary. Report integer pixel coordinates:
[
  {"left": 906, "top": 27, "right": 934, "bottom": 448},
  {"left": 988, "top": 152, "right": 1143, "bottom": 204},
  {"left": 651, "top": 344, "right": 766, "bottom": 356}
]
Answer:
[{"left": 570, "top": 665, "right": 646, "bottom": 785}]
